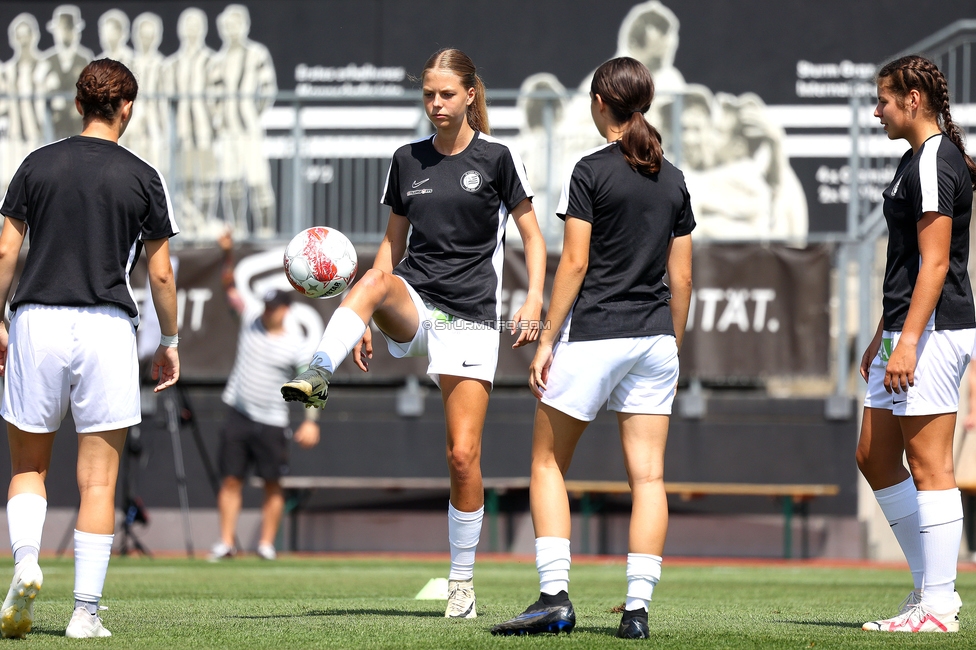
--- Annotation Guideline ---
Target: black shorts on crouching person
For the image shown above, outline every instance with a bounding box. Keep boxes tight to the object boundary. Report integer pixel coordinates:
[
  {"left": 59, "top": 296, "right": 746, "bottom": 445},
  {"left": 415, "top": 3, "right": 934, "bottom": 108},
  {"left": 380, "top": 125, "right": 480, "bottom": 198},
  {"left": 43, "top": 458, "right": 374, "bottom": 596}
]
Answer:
[{"left": 218, "top": 406, "right": 290, "bottom": 481}]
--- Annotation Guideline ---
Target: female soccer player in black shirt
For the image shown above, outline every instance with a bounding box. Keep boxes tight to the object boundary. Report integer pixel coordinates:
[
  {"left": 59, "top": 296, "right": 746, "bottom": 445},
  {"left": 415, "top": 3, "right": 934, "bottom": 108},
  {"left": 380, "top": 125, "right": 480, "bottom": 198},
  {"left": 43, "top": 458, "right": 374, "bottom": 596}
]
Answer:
[
  {"left": 283, "top": 49, "right": 546, "bottom": 618},
  {"left": 0, "top": 59, "right": 179, "bottom": 639},
  {"left": 857, "top": 55, "right": 976, "bottom": 634},
  {"left": 492, "top": 56, "right": 694, "bottom": 639}
]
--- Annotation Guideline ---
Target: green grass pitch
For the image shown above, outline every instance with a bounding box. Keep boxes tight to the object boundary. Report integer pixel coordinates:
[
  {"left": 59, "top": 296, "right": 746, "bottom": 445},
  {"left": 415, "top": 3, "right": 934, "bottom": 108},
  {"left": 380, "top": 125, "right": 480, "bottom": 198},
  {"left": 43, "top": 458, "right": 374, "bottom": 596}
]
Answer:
[{"left": 8, "top": 555, "right": 976, "bottom": 648}]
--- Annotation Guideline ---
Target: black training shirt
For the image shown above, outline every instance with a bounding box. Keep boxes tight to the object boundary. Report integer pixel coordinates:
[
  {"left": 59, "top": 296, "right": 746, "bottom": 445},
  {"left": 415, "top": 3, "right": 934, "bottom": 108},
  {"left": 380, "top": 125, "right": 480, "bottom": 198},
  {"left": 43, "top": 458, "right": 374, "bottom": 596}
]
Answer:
[
  {"left": 1, "top": 136, "right": 179, "bottom": 323},
  {"left": 557, "top": 142, "right": 695, "bottom": 342},
  {"left": 882, "top": 133, "right": 974, "bottom": 331},
  {"left": 381, "top": 132, "right": 532, "bottom": 324}
]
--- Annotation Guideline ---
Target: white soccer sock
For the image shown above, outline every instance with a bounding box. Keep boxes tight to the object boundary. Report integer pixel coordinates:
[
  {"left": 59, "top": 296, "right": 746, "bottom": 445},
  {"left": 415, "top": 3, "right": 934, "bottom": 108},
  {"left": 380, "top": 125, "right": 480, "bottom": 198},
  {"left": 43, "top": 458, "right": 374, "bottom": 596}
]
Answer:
[
  {"left": 874, "top": 477, "right": 924, "bottom": 590},
  {"left": 7, "top": 493, "right": 47, "bottom": 565},
  {"left": 73, "top": 530, "right": 114, "bottom": 604},
  {"left": 311, "top": 307, "right": 367, "bottom": 373},
  {"left": 917, "top": 488, "right": 963, "bottom": 612},
  {"left": 536, "top": 537, "right": 571, "bottom": 595},
  {"left": 625, "top": 553, "right": 662, "bottom": 612},
  {"left": 448, "top": 504, "right": 483, "bottom": 581}
]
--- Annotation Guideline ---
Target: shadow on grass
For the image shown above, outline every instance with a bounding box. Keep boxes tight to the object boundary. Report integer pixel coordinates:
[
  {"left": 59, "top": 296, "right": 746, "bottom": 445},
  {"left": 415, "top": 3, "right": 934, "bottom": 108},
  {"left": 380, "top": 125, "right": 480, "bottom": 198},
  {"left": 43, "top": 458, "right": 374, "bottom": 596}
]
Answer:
[
  {"left": 26, "top": 627, "right": 67, "bottom": 637},
  {"left": 778, "top": 619, "right": 863, "bottom": 629},
  {"left": 231, "top": 609, "right": 443, "bottom": 619}
]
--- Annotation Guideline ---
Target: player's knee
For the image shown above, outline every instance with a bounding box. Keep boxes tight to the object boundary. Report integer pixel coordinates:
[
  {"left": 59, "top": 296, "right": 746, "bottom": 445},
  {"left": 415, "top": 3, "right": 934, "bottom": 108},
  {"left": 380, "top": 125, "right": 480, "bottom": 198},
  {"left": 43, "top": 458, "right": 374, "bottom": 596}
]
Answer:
[
  {"left": 221, "top": 475, "right": 243, "bottom": 491},
  {"left": 447, "top": 443, "right": 481, "bottom": 478},
  {"left": 353, "top": 268, "right": 395, "bottom": 303}
]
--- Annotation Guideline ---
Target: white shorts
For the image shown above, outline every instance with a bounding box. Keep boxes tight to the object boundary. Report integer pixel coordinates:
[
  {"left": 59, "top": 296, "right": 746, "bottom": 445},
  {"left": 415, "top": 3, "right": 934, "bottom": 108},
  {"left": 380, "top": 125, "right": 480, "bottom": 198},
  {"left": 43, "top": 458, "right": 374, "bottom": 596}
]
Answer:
[
  {"left": 381, "top": 277, "right": 499, "bottom": 387},
  {"left": 541, "top": 335, "right": 679, "bottom": 422},
  {"left": 864, "top": 328, "right": 974, "bottom": 416},
  {"left": 1, "top": 304, "right": 141, "bottom": 433}
]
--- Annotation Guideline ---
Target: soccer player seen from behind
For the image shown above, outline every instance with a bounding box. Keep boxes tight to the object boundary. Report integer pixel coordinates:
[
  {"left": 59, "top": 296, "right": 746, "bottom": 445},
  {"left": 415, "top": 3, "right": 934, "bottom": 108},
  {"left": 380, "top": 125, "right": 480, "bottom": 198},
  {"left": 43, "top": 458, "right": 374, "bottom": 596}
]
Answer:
[
  {"left": 490, "top": 56, "right": 694, "bottom": 638},
  {"left": 857, "top": 55, "right": 976, "bottom": 633},
  {"left": 282, "top": 48, "right": 547, "bottom": 619},
  {"left": 0, "top": 58, "right": 180, "bottom": 639}
]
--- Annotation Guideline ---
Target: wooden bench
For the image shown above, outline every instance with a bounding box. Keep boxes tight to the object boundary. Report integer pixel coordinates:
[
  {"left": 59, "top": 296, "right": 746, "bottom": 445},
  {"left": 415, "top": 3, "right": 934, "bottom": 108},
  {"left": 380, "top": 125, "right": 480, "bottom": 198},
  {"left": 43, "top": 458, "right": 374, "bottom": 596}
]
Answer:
[{"left": 253, "top": 476, "right": 839, "bottom": 559}]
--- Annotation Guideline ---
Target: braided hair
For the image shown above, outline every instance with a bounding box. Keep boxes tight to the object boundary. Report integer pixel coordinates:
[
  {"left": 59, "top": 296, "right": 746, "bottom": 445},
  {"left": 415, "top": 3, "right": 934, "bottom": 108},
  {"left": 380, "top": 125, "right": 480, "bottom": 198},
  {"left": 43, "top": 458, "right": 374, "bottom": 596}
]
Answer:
[{"left": 878, "top": 55, "right": 976, "bottom": 188}]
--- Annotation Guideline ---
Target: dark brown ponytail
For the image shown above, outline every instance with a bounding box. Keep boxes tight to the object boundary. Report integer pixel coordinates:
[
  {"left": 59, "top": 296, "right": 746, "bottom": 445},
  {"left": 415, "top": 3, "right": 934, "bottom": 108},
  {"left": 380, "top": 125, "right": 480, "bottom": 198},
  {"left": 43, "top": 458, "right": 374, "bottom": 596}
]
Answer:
[
  {"left": 591, "top": 57, "right": 662, "bottom": 175},
  {"left": 422, "top": 48, "right": 490, "bottom": 134},
  {"left": 878, "top": 55, "right": 976, "bottom": 188}
]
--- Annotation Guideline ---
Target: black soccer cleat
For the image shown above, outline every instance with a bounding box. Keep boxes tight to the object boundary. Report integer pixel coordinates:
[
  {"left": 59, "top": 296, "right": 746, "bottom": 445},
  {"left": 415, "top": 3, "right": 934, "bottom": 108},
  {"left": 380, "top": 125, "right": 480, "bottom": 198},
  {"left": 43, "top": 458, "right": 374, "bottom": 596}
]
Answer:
[
  {"left": 490, "top": 592, "right": 575, "bottom": 636},
  {"left": 616, "top": 607, "right": 650, "bottom": 639}
]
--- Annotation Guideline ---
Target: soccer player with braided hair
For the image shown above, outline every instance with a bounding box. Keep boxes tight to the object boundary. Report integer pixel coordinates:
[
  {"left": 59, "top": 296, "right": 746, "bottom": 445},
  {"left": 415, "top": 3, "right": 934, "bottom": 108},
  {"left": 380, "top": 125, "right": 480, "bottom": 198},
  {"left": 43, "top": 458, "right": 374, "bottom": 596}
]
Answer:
[{"left": 858, "top": 55, "right": 976, "bottom": 633}]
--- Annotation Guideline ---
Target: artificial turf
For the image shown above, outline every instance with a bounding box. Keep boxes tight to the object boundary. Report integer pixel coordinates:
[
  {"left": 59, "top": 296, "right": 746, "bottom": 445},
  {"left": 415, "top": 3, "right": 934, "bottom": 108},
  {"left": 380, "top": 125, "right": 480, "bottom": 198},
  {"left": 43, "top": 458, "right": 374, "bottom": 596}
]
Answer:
[{"left": 7, "top": 554, "right": 976, "bottom": 648}]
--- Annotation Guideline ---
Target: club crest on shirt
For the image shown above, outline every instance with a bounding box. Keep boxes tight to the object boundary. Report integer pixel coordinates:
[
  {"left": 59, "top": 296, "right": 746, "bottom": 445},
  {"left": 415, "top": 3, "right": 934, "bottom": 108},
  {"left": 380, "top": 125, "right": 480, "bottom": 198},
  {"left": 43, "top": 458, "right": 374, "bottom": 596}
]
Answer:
[{"left": 460, "top": 170, "right": 482, "bottom": 193}]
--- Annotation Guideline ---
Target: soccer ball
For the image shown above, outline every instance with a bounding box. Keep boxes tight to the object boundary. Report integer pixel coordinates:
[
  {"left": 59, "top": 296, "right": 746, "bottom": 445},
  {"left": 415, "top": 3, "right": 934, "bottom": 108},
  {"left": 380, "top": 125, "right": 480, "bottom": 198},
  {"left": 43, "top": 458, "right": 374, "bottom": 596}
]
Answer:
[{"left": 283, "top": 227, "right": 358, "bottom": 299}]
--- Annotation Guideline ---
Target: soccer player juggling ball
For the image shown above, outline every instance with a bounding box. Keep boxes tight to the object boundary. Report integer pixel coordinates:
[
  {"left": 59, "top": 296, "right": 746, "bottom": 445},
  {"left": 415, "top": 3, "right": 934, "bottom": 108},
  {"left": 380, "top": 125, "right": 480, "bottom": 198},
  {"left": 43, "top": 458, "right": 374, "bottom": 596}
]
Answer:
[{"left": 282, "top": 48, "right": 547, "bottom": 619}]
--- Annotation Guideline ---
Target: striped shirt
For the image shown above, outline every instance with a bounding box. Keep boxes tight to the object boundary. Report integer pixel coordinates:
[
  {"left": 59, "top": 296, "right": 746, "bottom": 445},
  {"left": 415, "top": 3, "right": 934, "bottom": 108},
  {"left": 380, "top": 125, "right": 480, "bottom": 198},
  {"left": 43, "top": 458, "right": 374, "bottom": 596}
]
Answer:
[{"left": 222, "top": 305, "right": 307, "bottom": 428}]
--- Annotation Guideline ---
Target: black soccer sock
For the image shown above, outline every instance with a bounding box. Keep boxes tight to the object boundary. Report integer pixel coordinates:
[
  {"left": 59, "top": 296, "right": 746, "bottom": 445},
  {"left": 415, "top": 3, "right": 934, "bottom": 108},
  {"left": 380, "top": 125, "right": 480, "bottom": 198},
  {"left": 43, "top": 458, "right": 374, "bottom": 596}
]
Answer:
[{"left": 539, "top": 590, "right": 571, "bottom": 607}]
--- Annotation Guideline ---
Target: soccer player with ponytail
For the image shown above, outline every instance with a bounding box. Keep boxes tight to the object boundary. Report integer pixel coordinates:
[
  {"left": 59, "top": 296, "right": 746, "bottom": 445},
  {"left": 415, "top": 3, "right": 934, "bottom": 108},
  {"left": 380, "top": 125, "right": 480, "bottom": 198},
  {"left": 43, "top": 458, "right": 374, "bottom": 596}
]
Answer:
[
  {"left": 282, "top": 48, "right": 546, "bottom": 618},
  {"left": 491, "top": 56, "right": 694, "bottom": 638},
  {"left": 858, "top": 55, "right": 976, "bottom": 633}
]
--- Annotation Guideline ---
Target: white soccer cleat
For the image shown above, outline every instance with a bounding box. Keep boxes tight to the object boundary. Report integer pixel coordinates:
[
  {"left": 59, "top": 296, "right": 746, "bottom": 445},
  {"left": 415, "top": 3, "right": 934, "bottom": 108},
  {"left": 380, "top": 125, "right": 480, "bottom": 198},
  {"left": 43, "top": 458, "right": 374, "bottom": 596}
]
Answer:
[
  {"left": 897, "top": 588, "right": 961, "bottom": 614},
  {"left": 897, "top": 588, "right": 921, "bottom": 614},
  {"left": 445, "top": 579, "right": 476, "bottom": 619},
  {"left": 0, "top": 556, "right": 43, "bottom": 639},
  {"left": 65, "top": 606, "right": 112, "bottom": 638},
  {"left": 862, "top": 603, "right": 959, "bottom": 633},
  {"left": 257, "top": 543, "right": 277, "bottom": 561},
  {"left": 208, "top": 542, "right": 235, "bottom": 562}
]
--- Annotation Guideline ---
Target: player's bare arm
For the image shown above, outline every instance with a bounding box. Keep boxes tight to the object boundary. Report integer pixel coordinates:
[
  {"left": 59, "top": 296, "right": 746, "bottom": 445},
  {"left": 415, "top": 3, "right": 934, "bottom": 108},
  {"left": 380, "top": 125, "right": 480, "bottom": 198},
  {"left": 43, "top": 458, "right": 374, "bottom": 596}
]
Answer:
[
  {"left": 860, "top": 317, "right": 884, "bottom": 383},
  {"left": 528, "top": 216, "right": 590, "bottom": 397},
  {"left": 666, "top": 234, "right": 693, "bottom": 352},
  {"left": 218, "top": 228, "right": 245, "bottom": 315},
  {"left": 145, "top": 237, "right": 180, "bottom": 392},
  {"left": 884, "top": 212, "right": 951, "bottom": 394},
  {"left": 0, "top": 216, "right": 27, "bottom": 376},
  {"left": 510, "top": 198, "right": 547, "bottom": 348}
]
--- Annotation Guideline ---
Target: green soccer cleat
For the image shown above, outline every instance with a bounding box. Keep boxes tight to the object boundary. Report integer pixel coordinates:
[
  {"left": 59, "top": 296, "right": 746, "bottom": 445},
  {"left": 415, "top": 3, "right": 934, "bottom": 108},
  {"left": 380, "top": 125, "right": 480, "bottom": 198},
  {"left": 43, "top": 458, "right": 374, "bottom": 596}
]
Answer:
[{"left": 281, "top": 364, "right": 331, "bottom": 408}]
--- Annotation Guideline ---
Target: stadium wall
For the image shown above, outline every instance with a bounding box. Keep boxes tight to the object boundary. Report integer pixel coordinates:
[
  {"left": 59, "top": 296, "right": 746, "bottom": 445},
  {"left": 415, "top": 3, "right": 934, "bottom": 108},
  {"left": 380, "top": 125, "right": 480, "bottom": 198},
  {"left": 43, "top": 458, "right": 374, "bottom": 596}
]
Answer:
[{"left": 0, "top": 387, "right": 861, "bottom": 558}]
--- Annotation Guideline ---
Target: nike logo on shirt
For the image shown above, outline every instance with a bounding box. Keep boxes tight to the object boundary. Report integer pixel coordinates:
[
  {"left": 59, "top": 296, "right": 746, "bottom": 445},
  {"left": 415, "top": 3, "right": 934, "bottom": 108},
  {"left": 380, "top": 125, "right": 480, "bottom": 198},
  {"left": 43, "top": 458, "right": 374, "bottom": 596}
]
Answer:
[
  {"left": 412, "top": 178, "right": 430, "bottom": 188},
  {"left": 461, "top": 361, "right": 481, "bottom": 367}
]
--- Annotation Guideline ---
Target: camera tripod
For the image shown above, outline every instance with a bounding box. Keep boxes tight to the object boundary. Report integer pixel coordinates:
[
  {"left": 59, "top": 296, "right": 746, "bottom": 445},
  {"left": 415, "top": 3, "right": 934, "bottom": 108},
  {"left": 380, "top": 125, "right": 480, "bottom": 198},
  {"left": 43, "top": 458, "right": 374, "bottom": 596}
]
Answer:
[{"left": 57, "top": 384, "right": 222, "bottom": 558}]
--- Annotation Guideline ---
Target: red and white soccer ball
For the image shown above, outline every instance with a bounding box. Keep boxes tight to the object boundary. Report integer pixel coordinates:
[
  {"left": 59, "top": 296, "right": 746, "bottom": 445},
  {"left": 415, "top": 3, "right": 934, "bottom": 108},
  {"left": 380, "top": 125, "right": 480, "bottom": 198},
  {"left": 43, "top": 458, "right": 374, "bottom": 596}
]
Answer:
[{"left": 283, "top": 227, "right": 358, "bottom": 299}]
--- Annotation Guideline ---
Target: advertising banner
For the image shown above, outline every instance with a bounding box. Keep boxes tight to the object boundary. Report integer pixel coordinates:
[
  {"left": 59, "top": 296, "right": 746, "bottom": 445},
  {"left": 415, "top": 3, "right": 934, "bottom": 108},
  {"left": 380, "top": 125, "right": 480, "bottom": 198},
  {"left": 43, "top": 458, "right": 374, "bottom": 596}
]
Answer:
[{"left": 132, "top": 242, "right": 830, "bottom": 383}]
